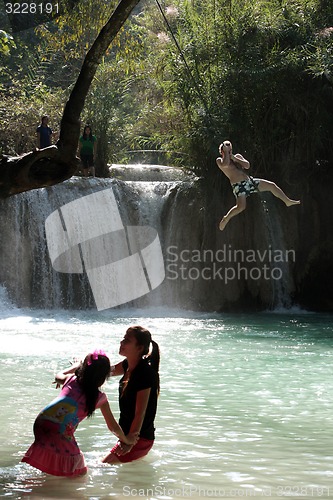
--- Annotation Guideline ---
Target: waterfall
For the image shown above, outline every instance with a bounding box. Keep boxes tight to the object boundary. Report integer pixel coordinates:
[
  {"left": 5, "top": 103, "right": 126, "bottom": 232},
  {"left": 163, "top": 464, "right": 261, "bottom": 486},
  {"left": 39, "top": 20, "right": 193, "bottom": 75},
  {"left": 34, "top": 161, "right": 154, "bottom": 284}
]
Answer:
[
  {"left": 0, "top": 166, "right": 296, "bottom": 311},
  {"left": 0, "top": 167, "right": 201, "bottom": 310},
  {"left": 258, "top": 195, "right": 295, "bottom": 309},
  {"left": 0, "top": 179, "right": 103, "bottom": 309}
]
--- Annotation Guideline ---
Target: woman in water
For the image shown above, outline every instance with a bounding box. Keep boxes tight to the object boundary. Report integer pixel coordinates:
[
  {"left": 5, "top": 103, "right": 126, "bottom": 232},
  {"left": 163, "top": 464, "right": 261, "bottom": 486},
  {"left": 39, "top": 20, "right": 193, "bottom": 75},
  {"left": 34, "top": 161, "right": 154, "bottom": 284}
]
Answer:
[{"left": 102, "top": 326, "right": 160, "bottom": 463}]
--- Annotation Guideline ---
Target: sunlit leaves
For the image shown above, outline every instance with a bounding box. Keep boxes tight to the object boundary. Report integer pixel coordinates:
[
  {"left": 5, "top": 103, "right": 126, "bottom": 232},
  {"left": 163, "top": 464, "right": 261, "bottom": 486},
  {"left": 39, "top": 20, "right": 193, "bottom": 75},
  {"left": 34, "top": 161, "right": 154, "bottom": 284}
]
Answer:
[
  {"left": 136, "top": 0, "right": 333, "bottom": 172},
  {"left": 0, "top": 83, "right": 65, "bottom": 155},
  {"left": 0, "top": 30, "right": 16, "bottom": 55},
  {"left": 36, "top": 0, "right": 118, "bottom": 62},
  {"left": 2, "top": 0, "right": 333, "bottom": 172}
]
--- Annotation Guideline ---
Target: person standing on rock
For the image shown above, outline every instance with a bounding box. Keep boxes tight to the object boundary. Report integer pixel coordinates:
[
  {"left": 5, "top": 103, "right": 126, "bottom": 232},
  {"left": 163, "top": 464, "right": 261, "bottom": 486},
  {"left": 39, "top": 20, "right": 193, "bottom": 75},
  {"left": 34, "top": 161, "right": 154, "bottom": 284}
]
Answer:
[
  {"left": 79, "top": 125, "right": 97, "bottom": 177},
  {"left": 216, "top": 140, "right": 300, "bottom": 231},
  {"left": 36, "top": 115, "right": 53, "bottom": 149}
]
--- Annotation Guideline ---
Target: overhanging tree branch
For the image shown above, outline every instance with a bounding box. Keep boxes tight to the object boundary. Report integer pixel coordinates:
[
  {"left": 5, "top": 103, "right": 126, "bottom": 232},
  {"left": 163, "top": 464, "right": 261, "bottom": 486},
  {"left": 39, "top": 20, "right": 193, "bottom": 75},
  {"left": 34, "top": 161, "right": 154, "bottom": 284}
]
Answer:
[{"left": 0, "top": 0, "right": 142, "bottom": 198}]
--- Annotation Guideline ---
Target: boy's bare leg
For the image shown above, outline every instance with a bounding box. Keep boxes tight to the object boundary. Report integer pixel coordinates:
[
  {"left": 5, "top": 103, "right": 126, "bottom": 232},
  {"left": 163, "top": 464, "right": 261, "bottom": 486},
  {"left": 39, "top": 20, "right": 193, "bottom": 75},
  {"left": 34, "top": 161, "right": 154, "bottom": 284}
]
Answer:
[
  {"left": 219, "top": 196, "right": 246, "bottom": 231},
  {"left": 258, "top": 180, "right": 300, "bottom": 206}
]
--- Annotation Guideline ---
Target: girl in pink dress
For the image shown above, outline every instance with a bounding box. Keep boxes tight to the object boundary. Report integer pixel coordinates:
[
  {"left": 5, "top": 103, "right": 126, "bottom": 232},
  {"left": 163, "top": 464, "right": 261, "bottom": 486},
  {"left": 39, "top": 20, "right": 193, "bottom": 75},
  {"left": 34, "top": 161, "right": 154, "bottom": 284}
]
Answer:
[{"left": 22, "top": 350, "right": 137, "bottom": 477}]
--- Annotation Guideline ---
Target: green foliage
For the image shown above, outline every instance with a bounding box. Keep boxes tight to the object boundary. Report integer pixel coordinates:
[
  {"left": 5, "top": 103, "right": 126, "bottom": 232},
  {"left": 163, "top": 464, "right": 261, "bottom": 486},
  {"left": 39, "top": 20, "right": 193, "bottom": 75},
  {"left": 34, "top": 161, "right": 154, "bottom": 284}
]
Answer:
[
  {"left": 82, "top": 59, "right": 134, "bottom": 172},
  {"left": 0, "top": 84, "right": 65, "bottom": 155},
  {"left": 135, "top": 0, "right": 333, "bottom": 177},
  {"left": 0, "top": 31, "right": 16, "bottom": 56},
  {"left": 2, "top": 0, "right": 333, "bottom": 178},
  {"left": 36, "top": 0, "right": 118, "bottom": 60}
]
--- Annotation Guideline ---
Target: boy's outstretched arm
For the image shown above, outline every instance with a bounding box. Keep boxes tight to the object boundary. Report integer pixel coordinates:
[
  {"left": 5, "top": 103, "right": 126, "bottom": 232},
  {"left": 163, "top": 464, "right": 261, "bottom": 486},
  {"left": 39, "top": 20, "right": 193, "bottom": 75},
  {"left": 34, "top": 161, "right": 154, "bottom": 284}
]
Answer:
[{"left": 231, "top": 153, "right": 250, "bottom": 169}]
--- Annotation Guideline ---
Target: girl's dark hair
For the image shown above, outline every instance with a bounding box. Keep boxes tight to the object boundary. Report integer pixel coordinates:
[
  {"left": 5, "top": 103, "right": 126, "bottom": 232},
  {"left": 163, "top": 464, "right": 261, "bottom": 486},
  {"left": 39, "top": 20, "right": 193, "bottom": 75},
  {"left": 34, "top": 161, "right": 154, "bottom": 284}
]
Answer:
[
  {"left": 75, "top": 352, "right": 110, "bottom": 417},
  {"left": 83, "top": 125, "right": 93, "bottom": 141}
]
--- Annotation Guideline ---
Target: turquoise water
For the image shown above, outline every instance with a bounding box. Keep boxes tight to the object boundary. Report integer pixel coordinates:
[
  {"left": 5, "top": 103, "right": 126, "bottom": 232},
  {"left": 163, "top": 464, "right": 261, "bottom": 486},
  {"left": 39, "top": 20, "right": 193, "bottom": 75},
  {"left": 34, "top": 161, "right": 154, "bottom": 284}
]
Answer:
[{"left": 0, "top": 303, "right": 332, "bottom": 499}]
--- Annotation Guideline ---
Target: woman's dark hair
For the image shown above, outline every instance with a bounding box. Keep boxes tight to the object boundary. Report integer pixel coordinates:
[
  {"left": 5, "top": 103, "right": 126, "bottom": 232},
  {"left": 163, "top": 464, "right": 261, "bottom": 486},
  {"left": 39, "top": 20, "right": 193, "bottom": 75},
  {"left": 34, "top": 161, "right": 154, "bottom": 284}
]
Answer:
[
  {"left": 127, "top": 326, "right": 160, "bottom": 394},
  {"left": 127, "top": 325, "right": 160, "bottom": 373},
  {"left": 82, "top": 125, "right": 93, "bottom": 141},
  {"left": 75, "top": 352, "right": 110, "bottom": 417}
]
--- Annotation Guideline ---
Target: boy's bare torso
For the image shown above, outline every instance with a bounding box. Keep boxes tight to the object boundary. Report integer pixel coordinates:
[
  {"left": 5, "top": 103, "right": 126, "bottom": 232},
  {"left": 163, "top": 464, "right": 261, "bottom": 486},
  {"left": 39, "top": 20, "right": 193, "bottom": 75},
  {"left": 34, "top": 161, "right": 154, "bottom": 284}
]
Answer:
[
  {"left": 216, "top": 140, "right": 300, "bottom": 232},
  {"left": 217, "top": 156, "right": 250, "bottom": 184}
]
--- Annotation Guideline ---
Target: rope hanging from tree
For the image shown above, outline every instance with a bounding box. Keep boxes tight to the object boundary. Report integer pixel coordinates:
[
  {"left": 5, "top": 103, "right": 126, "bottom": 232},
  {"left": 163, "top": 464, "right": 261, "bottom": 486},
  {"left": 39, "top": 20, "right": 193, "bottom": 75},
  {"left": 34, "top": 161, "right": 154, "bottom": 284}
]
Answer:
[{"left": 154, "top": 0, "right": 211, "bottom": 118}]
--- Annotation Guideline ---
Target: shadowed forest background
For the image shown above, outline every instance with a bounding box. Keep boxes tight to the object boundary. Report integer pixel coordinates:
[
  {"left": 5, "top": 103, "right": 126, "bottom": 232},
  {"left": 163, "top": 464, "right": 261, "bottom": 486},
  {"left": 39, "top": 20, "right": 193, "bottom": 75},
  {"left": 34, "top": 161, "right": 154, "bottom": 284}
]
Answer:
[{"left": 0, "top": 0, "right": 333, "bottom": 311}]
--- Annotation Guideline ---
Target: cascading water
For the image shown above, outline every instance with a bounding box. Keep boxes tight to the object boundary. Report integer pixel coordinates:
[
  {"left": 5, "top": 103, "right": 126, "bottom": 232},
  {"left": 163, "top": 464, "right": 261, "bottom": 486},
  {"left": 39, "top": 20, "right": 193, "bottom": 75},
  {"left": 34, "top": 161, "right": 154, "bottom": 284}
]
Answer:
[
  {"left": 0, "top": 179, "right": 101, "bottom": 309},
  {"left": 0, "top": 165, "right": 296, "bottom": 311},
  {"left": 259, "top": 195, "right": 295, "bottom": 309},
  {"left": 0, "top": 167, "right": 202, "bottom": 310}
]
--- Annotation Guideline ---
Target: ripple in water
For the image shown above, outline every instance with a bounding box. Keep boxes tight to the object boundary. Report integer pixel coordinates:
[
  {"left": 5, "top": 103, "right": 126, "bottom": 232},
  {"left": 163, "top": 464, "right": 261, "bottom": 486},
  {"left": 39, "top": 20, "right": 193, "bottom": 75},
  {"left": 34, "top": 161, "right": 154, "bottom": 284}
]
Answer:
[{"left": 0, "top": 309, "right": 332, "bottom": 499}]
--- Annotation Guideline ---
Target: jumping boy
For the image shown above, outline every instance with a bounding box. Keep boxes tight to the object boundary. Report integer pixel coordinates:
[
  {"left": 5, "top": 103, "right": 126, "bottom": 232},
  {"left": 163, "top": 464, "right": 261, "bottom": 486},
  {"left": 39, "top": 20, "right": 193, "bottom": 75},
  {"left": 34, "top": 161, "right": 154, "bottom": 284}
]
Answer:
[{"left": 216, "top": 141, "right": 300, "bottom": 231}]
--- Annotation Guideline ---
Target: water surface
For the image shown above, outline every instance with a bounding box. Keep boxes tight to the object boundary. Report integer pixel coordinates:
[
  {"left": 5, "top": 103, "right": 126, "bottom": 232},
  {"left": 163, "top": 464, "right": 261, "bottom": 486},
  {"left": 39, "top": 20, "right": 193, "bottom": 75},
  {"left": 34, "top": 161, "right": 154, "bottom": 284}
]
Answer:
[{"left": 0, "top": 304, "right": 332, "bottom": 499}]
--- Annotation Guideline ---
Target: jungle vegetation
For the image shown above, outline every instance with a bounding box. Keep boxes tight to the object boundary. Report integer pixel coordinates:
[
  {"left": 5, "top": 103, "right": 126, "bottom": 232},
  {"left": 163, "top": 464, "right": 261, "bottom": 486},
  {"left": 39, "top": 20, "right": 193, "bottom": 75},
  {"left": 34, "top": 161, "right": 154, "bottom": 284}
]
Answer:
[{"left": 1, "top": 0, "right": 333, "bottom": 182}]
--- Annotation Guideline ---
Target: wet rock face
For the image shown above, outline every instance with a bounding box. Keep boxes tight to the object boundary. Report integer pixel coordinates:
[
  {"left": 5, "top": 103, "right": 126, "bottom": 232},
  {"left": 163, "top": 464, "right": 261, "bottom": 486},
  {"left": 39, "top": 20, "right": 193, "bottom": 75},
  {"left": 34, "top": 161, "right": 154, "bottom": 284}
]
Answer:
[
  {"left": 287, "top": 177, "right": 333, "bottom": 312},
  {"left": 298, "top": 244, "right": 333, "bottom": 311}
]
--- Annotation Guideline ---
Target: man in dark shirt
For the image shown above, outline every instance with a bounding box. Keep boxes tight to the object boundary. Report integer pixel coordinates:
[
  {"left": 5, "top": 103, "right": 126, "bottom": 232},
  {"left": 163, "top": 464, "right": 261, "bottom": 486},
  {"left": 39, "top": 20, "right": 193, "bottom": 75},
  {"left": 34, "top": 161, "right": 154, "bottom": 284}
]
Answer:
[{"left": 36, "top": 115, "right": 53, "bottom": 149}]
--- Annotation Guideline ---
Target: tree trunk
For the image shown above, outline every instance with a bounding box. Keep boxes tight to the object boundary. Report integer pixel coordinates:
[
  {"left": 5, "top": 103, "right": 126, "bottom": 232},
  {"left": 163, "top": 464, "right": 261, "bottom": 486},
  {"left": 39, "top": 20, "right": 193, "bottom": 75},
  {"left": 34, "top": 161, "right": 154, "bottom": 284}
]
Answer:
[{"left": 0, "top": 0, "right": 142, "bottom": 198}]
